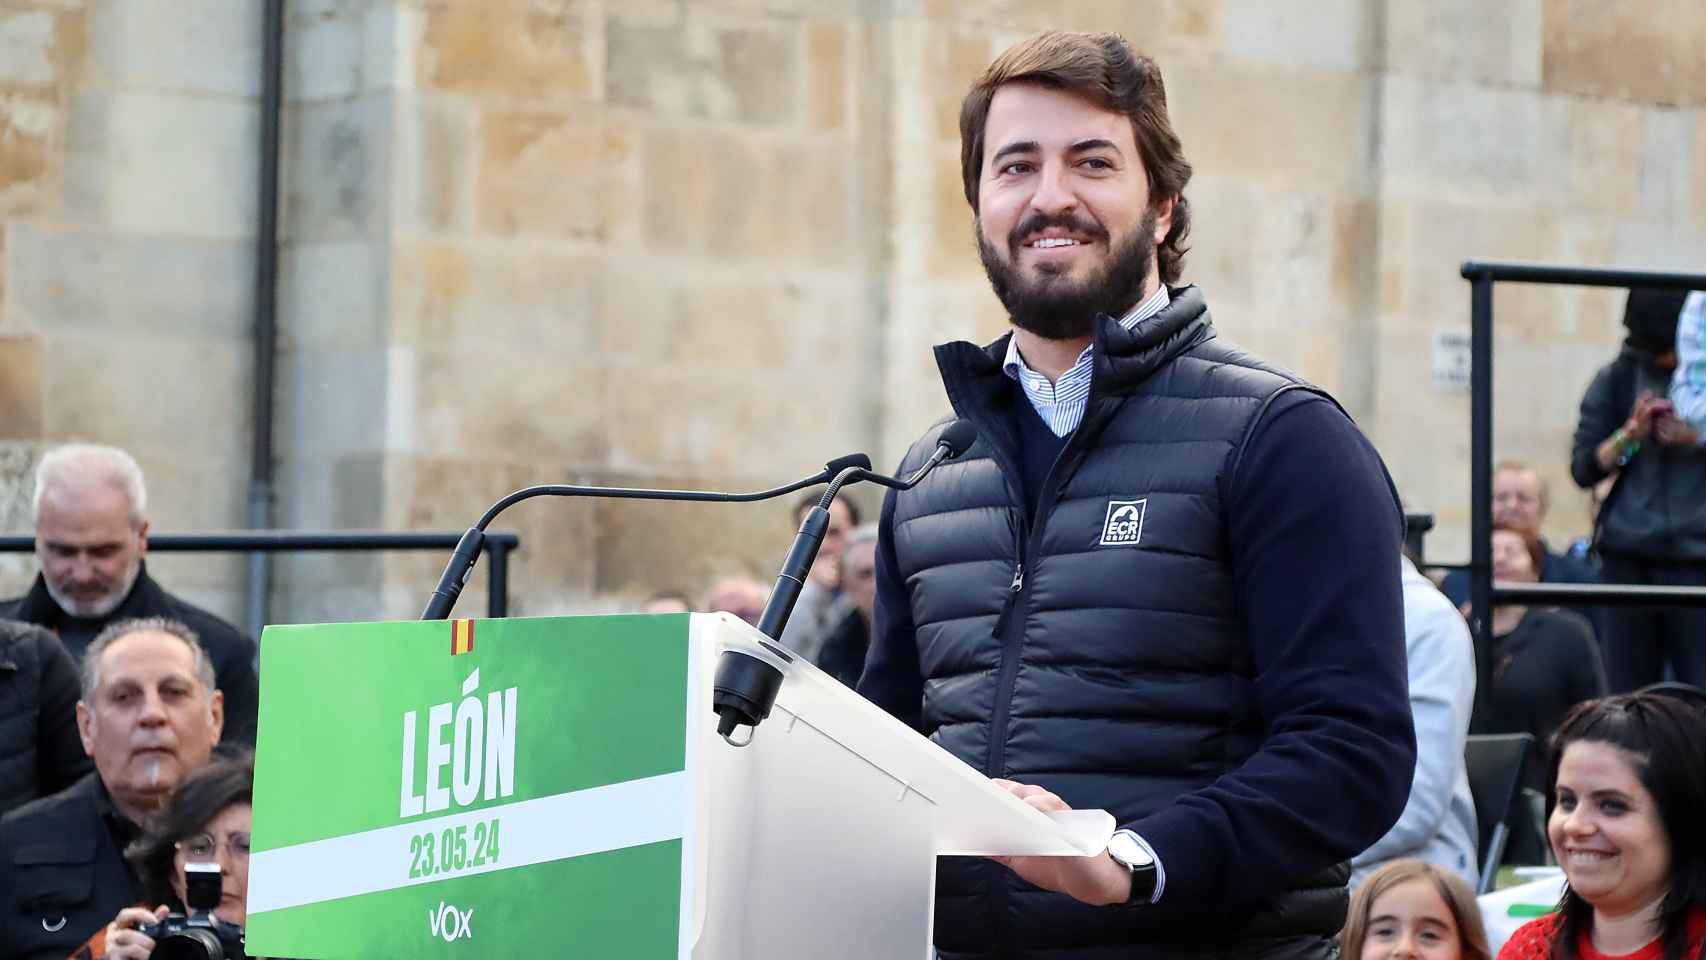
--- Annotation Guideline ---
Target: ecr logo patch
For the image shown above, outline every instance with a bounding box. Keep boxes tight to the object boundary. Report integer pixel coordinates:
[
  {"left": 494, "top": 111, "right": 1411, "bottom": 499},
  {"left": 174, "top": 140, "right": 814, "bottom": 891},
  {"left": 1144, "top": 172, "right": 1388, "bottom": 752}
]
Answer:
[{"left": 1100, "top": 499, "right": 1148, "bottom": 546}]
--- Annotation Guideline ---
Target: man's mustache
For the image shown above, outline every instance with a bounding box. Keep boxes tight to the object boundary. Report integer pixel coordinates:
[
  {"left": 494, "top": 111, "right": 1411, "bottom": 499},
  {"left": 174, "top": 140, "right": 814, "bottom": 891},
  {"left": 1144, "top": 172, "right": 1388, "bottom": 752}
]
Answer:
[{"left": 1008, "top": 212, "right": 1109, "bottom": 249}]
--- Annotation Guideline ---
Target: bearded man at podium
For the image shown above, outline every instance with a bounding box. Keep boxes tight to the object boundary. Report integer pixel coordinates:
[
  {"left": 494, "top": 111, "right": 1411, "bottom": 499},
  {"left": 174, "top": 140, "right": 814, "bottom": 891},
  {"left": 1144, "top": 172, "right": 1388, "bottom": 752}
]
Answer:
[{"left": 860, "top": 31, "right": 1415, "bottom": 960}]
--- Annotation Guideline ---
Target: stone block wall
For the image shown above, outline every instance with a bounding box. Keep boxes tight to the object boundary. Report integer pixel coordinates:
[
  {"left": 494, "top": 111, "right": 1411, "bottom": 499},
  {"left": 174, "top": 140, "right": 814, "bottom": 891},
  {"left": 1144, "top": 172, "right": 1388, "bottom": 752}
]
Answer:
[
  {"left": 3, "top": 0, "right": 1705, "bottom": 622},
  {"left": 0, "top": 0, "right": 260, "bottom": 617}
]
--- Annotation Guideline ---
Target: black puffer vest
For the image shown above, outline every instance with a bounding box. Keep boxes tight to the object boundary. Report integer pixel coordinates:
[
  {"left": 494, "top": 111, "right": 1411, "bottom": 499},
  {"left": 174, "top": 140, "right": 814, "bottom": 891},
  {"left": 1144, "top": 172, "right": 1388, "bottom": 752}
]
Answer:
[{"left": 891, "top": 287, "right": 1349, "bottom": 958}]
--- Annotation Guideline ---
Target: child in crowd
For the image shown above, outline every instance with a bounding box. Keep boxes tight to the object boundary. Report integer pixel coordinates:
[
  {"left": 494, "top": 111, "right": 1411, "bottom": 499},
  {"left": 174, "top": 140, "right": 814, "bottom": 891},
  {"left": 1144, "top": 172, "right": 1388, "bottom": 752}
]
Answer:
[{"left": 1345, "top": 859, "right": 1494, "bottom": 960}]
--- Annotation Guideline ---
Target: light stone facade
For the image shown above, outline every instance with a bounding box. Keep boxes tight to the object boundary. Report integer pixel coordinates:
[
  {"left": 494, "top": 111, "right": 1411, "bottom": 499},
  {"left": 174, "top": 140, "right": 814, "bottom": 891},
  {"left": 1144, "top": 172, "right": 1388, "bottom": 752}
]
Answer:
[{"left": 3, "top": 0, "right": 1705, "bottom": 625}]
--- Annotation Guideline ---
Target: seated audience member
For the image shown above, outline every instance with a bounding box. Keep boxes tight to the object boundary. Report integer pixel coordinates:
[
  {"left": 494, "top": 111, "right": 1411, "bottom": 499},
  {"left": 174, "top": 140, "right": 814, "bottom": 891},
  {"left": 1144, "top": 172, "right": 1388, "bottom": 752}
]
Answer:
[
  {"left": 0, "top": 619, "right": 91, "bottom": 817},
  {"left": 640, "top": 591, "right": 691, "bottom": 615},
  {"left": 1571, "top": 288, "right": 1706, "bottom": 691},
  {"left": 78, "top": 753, "right": 253, "bottom": 960},
  {"left": 1483, "top": 524, "right": 1608, "bottom": 799},
  {"left": 777, "top": 493, "right": 859, "bottom": 660},
  {"left": 1496, "top": 690, "right": 1706, "bottom": 960},
  {"left": 1444, "top": 461, "right": 1602, "bottom": 639},
  {"left": 0, "top": 618, "right": 223, "bottom": 960},
  {"left": 1671, "top": 290, "right": 1706, "bottom": 433},
  {"left": 0, "top": 445, "right": 258, "bottom": 742},
  {"left": 813, "top": 524, "right": 878, "bottom": 688},
  {"left": 701, "top": 576, "right": 768, "bottom": 627},
  {"left": 1342, "top": 858, "right": 1492, "bottom": 960},
  {"left": 1351, "top": 555, "right": 1478, "bottom": 888}
]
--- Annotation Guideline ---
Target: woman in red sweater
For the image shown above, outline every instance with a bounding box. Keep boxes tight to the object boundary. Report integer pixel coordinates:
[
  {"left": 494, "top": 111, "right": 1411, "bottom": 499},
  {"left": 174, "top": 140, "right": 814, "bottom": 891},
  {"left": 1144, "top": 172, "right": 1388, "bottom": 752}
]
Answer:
[{"left": 1498, "top": 691, "right": 1706, "bottom": 960}]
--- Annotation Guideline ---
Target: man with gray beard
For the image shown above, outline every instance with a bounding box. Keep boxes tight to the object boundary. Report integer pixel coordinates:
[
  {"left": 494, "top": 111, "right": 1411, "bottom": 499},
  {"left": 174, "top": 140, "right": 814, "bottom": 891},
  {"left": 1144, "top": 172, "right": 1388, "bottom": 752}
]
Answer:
[{"left": 0, "top": 445, "right": 257, "bottom": 743}]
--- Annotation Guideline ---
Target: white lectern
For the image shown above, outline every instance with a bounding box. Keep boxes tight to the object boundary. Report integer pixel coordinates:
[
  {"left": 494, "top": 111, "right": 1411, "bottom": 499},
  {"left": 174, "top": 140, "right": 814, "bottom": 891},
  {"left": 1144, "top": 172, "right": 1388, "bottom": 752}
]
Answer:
[{"left": 690, "top": 613, "right": 1114, "bottom": 960}]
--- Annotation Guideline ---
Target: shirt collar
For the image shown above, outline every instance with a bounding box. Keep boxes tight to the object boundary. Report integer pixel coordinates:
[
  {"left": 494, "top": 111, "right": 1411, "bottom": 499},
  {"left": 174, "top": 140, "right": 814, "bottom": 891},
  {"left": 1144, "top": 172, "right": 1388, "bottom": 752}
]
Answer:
[
  {"left": 88, "top": 774, "right": 143, "bottom": 848},
  {"left": 1002, "top": 285, "right": 1172, "bottom": 383}
]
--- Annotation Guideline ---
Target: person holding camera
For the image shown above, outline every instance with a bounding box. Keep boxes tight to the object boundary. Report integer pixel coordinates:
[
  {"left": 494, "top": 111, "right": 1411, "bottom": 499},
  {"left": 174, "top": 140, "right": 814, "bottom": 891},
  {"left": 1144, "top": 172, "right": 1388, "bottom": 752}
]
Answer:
[
  {"left": 77, "top": 753, "right": 252, "bottom": 960},
  {"left": 1570, "top": 287, "right": 1706, "bottom": 692}
]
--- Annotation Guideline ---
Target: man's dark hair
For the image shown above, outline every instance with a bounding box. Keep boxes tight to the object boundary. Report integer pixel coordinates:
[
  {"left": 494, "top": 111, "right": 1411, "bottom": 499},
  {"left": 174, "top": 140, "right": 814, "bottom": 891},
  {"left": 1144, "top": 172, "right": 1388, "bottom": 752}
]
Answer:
[
  {"left": 959, "top": 31, "right": 1193, "bottom": 284},
  {"left": 1545, "top": 692, "right": 1706, "bottom": 960},
  {"left": 127, "top": 751, "right": 254, "bottom": 912},
  {"left": 1622, "top": 288, "right": 1689, "bottom": 356},
  {"left": 793, "top": 491, "right": 861, "bottom": 526}
]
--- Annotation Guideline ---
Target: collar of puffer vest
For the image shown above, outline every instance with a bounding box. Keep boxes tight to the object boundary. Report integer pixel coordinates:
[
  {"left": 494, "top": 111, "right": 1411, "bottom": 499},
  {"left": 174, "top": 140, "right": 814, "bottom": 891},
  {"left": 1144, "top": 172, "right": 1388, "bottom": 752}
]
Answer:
[{"left": 933, "top": 284, "right": 1216, "bottom": 423}]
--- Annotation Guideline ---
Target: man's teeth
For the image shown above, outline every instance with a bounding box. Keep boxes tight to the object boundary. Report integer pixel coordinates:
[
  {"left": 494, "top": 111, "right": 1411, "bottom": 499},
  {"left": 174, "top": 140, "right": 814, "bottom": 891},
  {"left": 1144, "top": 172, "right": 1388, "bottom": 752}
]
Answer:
[{"left": 1032, "top": 238, "right": 1080, "bottom": 248}]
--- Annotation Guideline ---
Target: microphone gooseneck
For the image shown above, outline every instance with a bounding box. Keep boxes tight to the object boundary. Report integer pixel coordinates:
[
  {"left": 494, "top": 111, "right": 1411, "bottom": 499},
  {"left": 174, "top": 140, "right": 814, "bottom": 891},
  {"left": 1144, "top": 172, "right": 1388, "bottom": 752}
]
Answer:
[
  {"left": 420, "top": 452, "right": 873, "bottom": 620},
  {"left": 712, "top": 420, "right": 977, "bottom": 741}
]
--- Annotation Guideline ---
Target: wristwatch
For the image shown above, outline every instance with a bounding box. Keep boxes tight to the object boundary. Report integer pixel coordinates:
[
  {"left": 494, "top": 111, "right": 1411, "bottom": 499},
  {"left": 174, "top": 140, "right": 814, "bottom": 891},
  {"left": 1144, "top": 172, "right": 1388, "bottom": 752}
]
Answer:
[{"left": 1106, "top": 831, "right": 1159, "bottom": 905}]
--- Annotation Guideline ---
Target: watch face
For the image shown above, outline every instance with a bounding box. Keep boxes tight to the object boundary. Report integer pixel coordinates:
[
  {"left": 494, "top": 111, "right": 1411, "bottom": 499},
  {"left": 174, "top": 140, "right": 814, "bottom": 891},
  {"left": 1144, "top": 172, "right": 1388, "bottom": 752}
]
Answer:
[{"left": 1108, "top": 833, "right": 1153, "bottom": 869}]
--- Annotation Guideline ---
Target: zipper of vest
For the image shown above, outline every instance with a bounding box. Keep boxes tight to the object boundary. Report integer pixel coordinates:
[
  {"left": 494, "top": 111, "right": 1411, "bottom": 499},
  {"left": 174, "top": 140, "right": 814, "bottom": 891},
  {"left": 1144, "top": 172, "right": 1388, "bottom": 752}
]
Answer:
[
  {"left": 986, "top": 438, "right": 1081, "bottom": 778},
  {"left": 988, "top": 562, "right": 1024, "bottom": 639}
]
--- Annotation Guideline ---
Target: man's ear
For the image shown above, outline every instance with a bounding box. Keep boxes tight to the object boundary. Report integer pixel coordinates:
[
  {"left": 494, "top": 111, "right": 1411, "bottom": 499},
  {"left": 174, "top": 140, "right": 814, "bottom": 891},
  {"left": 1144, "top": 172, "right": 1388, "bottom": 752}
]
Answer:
[
  {"left": 208, "top": 688, "right": 225, "bottom": 743},
  {"left": 137, "top": 518, "right": 150, "bottom": 558},
  {"left": 77, "top": 701, "right": 96, "bottom": 757},
  {"left": 1150, "top": 196, "right": 1176, "bottom": 244}
]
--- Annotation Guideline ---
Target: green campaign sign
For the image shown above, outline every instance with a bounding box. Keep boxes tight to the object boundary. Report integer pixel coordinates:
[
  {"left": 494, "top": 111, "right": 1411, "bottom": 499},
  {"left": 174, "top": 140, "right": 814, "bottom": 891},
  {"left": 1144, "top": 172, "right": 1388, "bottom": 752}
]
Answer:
[{"left": 246, "top": 615, "right": 702, "bottom": 959}]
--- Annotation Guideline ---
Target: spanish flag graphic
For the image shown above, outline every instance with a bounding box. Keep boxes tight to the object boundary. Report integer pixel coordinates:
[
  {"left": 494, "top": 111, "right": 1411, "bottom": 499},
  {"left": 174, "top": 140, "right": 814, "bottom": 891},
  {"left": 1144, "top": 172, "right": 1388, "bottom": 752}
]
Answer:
[{"left": 450, "top": 618, "right": 475, "bottom": 656}]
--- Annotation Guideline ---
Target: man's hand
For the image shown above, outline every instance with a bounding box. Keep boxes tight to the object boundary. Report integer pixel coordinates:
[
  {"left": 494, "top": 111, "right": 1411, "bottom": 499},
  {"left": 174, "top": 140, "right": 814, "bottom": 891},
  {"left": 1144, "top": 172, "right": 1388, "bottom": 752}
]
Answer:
[
  {"left": 1654, "top": 413, "right": 1701, "bottom": 447},
  {"left": 1624, "top": 392, "right": 1668, "bottom": 442},
  {"left": 104, "top": 905, "right": 170, "bottom": 960},
  {"left": 988, "top": 780, "right": 1133, "bottom": 907}
]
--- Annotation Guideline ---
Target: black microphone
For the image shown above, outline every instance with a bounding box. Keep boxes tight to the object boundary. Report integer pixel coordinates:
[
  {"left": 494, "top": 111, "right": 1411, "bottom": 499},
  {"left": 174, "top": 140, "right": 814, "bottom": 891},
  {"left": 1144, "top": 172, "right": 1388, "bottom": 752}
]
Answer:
[
  {"left": 712, "top": 419, "right": 978, "bottom": 740},
  {"left": 420, "top": 452, "right": 875, "bottom": 620}
]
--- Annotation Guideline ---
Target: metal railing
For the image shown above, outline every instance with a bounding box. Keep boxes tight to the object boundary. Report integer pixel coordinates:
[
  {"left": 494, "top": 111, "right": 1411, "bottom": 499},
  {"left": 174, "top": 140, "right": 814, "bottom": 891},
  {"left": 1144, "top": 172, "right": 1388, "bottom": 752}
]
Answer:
[
  {"left": 0, "top": 530, "right": 521, "bottom": 622},
  {"left": 1460, "top": 260, "right": 1706, "bottom": 724}
]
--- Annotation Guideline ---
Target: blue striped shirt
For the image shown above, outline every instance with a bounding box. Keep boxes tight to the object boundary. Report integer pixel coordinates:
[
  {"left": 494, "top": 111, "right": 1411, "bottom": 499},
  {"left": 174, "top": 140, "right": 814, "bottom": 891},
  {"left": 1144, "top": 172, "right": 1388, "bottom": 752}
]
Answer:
[
  {"left": 1672, "top": 291, "right": 1706, "bottom": 443},
  {"left": 1002, "top": 286, "right": 1172, "bottom": 437}
]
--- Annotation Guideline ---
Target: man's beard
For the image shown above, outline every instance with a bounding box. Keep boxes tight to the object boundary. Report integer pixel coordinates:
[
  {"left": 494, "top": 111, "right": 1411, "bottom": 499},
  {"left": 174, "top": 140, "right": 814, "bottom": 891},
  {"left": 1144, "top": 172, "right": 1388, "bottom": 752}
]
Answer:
[
  {"left": 978, "top": 208, "right": 1158, "bottom": 340},
  {"left": 45, "top": 554, "right": 141, "bottom": 618}
]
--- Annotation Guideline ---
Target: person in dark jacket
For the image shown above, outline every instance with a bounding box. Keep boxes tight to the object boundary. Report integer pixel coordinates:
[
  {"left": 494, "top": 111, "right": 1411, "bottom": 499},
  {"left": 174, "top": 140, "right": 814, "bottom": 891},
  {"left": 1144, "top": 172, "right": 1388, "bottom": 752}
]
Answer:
[
  {"left": 814, "top": 524, "right": 879, "bottom": 688},
  {"left": 858, "top": 31, "right": 1415, "bottom": 960},
  {"left": 0, "top": 444, "right": 257, "bottom": 743},
  {"left": 1481, "top": 524, "right": 1607, "bottom": 863},
  {"left": 1569, "top": 288, "right": 1706, "bottom": 691},
  {"left": 0, "top": 619, "right": 92, "bottom": 817},
  {"left": 0, "top": 617, "right": 223, "bottom": 960},
  {"left": 1482, "top": 524, "right": 1608, "bottom": 788}
]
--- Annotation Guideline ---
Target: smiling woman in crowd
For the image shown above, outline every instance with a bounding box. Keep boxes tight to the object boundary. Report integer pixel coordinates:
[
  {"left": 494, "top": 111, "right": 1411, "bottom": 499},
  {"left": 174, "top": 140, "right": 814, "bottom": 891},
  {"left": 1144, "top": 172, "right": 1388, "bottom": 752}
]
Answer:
[{"left": 1496, "top": 690, "right": 1706, "bottom": 960}]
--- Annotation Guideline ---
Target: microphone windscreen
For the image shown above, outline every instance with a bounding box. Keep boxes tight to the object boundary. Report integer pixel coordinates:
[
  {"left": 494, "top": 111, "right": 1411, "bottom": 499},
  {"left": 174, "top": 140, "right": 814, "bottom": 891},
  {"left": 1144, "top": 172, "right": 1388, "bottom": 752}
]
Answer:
[
  {"left": 825, "top": 452, "right": 873, "bottom": 474},
  {"left": 938, "top": 420, "right": 978, "bottom": 458}
]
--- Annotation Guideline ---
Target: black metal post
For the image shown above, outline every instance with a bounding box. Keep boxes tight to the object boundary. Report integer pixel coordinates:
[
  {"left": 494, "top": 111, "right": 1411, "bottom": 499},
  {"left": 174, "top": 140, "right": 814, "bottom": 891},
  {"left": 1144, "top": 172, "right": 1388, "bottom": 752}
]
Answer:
[
  {"left": 246, "top": 0, "right": 286, "bottom": 636},
  {"left": 485, "top": 540, "right": 511, "bottom": 618},
  {"left": 1468, "top": 271, "right": 1495, "bottom": 731}
]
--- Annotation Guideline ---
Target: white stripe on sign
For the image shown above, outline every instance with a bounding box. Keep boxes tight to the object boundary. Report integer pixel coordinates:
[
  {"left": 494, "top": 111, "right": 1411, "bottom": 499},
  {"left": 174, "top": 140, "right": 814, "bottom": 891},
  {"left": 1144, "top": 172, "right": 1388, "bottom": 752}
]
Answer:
[{"left": 247, "top": 770, "right": 690, "bottom": 914}]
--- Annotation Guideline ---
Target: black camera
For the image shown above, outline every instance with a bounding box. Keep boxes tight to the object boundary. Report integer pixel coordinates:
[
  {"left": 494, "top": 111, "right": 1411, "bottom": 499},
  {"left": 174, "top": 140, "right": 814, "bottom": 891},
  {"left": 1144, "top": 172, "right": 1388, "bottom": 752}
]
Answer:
[{"left": 142, "top": 862, "right": 247, "bottom": 960}]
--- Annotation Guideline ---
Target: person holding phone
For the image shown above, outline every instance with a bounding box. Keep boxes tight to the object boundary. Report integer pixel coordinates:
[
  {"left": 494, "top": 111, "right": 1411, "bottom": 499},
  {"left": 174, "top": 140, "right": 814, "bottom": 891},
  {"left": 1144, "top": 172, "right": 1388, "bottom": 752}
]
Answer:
[{"left": 1570, "top": 288, "right": 1706, "bottom": 691}]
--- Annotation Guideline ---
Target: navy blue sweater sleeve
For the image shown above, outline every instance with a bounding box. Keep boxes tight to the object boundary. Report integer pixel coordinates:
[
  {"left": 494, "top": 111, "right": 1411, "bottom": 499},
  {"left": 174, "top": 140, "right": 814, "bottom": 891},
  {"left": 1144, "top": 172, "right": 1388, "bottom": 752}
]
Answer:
[
  {"left": 1129, "top": 391, "right": 1415, "bottom": 907},
  {"left": 857, "top": 486, "right": 925, "bottom": 730}
]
